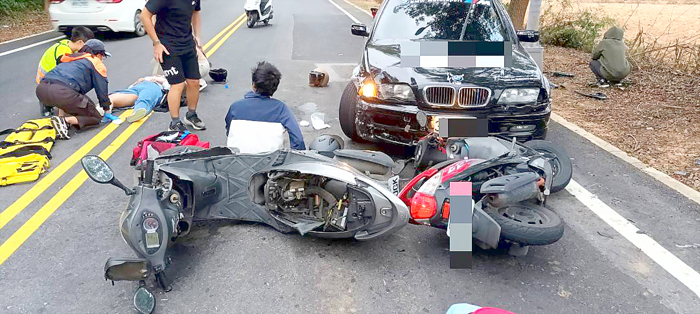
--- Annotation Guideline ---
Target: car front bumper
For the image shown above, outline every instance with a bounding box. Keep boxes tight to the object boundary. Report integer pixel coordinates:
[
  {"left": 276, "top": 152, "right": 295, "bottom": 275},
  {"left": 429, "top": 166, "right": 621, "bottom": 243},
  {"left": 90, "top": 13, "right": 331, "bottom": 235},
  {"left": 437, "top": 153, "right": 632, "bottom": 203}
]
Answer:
[{"left": 355, "top": 100, "right": 550, "bottom": 145}]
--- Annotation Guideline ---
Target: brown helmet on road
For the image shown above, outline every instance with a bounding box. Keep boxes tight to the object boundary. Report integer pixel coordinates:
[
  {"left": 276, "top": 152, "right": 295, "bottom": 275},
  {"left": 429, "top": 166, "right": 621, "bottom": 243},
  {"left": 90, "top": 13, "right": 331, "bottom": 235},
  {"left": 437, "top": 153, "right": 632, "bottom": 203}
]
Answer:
[{"left": 309, "top": 68, "right": 329, "bottom": 87}]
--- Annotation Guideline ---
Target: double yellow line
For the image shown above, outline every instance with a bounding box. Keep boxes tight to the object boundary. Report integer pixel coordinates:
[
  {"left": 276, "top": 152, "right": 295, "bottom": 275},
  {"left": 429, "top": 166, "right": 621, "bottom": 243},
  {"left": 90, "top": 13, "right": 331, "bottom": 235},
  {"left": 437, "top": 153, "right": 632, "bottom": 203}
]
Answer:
[{"left": 0, "top": 13, "right": 247, "bottom": 265}]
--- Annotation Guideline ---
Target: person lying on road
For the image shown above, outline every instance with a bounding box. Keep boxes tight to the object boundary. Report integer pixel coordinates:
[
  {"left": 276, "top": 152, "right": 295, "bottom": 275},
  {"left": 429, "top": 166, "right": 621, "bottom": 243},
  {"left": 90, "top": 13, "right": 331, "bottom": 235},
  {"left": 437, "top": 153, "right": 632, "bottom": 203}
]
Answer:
[
  {"left": 110, "top": 76, "right": 170, "bottom": 123},
  {"left": 224, "top": 61, "right": 306, "bottom": 154},
  {"left": 35, "top": 26, "right": 95, "bottom": 117},
  {"left": 35, "top": 39, "right": 112, "bottom": 140},
  {"left": 590, "top": 26, "right": 632, "bottom": 87}
]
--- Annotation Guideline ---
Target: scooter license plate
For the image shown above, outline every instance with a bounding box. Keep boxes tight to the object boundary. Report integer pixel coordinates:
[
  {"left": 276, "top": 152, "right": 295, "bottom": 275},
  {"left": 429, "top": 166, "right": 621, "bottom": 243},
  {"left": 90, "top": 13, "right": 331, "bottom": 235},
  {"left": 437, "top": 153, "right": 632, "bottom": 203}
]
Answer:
[
  {"left": 388, "top": 175, "right": 400, "bottom": 196},
  {"left": 145, "top": 231, "right": 160, "bottom": 249},
  {"left": 446, "top": 199, "right": 475, "bottom": 237},
  {"left": 435, "top": 116, "right": 488, "bottom": 138}
]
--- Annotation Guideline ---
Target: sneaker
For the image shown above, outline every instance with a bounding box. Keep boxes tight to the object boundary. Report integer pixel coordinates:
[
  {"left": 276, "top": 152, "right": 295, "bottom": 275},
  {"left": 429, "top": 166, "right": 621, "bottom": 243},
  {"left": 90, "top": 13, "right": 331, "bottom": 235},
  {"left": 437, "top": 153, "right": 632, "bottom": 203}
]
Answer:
[
  {"left": 597, "top": 79, "right": 610, "bottom": 88},
  {"left": 184, "top": 111, "right": 206, "bottom": 130},
  {"left": 50, "top": 116, "right": 70, "bottom": 140},
  {"left": 199, "top": 79, "right": 207, "bottom": 91},
  {"left": 126, "top": 108, "right": 148, "bottom": 123},
  {"left": 169, "top": 119, "right": 188, "bottom": 132},
  {"left": 40, "top": 104, "right": 53, "bottom": 117}
]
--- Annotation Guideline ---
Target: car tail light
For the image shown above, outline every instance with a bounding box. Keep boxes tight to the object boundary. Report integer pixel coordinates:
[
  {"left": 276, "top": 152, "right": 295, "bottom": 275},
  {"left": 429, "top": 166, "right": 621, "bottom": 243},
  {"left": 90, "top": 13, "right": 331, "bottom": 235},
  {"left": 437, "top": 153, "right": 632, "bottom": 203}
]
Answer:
[
  {"left": 409, "top": 171, "right": 442, "bottom": 221},
  {"left": 97, "top": 0, "right": 123, "bottom": 3}
]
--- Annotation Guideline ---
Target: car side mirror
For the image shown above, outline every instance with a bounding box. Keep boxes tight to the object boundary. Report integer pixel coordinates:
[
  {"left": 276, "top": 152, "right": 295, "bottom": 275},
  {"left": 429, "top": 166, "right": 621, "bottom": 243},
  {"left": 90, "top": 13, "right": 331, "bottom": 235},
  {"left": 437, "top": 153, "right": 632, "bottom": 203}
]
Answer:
[
  {"left": 81, "top": 155, "right": 135, "bottom": 196},
  {"left": 351, "top": 24, "right": 369, "bottom": 37},
  {"left": 370, "top": 7, "right": 378, "bottom": 18},
  {"left": 517, "top": 30, "right": 540, "bottom": 42}
]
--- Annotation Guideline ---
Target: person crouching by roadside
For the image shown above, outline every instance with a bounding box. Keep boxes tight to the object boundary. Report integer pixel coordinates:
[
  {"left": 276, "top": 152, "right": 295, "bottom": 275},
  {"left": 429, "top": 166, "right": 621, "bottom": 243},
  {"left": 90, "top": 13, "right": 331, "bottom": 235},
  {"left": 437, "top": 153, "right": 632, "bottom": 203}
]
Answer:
[
  {"left": 35, "top": 26, "right": 95, "bottom": 117},
  {"left": 224, "top": 62, "right": 306, "bottom": 154},
  {"left": 590, "top": 26, "right": 632, "bottom": 87},
  {"left": 35, "top": 39, "right": 112, "bottom": 140},
  {"left": 109, "top": 76, "right": 170, "bottom": 122}
]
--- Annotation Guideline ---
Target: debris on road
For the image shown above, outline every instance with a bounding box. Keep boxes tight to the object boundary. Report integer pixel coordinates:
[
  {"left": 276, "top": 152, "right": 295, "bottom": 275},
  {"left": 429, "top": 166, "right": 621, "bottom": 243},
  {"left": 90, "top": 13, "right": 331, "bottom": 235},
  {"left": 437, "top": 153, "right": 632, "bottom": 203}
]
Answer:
[
  {"left": 549, "top": 71, "right": 575, "bottom": 77},
  {"left": 674, "top": 171, "right": 689, "bottom": 177},
  {"left": 675, "top": 243, "right": 700, "bottom": 249},
  {"left": 300, "top": 120, "right": 310, "bottom": 127},
  {"left": 597, "top": 231, "right": 615, "bottom": 239},
  {"left": 574, "top": 90, "right": 607, "bottom": 100},
  {"left": 311, "top": 112, "right": 330, "bottom": 130}
]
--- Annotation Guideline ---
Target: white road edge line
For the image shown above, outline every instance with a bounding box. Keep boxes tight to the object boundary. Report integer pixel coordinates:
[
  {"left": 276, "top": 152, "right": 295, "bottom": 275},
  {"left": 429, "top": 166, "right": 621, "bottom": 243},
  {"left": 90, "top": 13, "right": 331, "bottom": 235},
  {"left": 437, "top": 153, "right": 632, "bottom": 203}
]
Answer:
[
  {"left": 0, "top": 36, "right": 66, "bottom": 58},
  {"left": 566, "top": 180, "right": 700, "bottom": 298},
  {"left": 0, "top": 30, "right": 58, "bottom": 46},
  {"left": 341, "top": 0, "right": 374, "bottom": 17},
  {"left": 327, "top": 0, "right": 361, "bottom": 24},
  {"left": 551, "top": 113, "right": 700, "bottom": 205},
  {"left": 329, "top": 0, "right": 700, "bottom": 298}
]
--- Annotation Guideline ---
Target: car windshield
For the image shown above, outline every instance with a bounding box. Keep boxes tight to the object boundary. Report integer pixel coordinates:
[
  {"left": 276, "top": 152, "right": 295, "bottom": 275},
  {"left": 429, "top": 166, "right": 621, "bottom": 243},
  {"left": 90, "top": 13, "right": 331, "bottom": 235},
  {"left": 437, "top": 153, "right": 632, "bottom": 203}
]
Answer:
[{"left": 371, "top": 0, "right": 509, "bottom": 43}]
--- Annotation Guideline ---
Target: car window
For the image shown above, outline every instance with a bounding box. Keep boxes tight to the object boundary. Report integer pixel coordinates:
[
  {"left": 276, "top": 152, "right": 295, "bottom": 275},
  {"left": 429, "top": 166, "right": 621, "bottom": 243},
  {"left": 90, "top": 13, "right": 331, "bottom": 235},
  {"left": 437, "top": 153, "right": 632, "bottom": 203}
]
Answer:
[{"left": 372, "top": 0, "right": 508, "bottom": 43}]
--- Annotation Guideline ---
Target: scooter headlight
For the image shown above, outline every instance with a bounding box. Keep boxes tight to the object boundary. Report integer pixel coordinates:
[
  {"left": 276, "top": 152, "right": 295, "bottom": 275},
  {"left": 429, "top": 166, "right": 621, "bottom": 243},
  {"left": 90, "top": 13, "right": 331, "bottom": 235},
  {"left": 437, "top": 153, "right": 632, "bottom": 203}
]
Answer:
[{"left": 143, "top": 217, "right": 159, "bottom": 232}]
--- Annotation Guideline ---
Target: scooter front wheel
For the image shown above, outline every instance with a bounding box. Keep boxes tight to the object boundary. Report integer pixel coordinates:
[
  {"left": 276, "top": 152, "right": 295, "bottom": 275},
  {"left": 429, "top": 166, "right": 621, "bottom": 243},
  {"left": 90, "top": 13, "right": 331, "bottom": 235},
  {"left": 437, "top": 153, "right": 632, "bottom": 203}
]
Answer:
[{"left": 247, "top": 11, "right": 258, "bottom": 28}]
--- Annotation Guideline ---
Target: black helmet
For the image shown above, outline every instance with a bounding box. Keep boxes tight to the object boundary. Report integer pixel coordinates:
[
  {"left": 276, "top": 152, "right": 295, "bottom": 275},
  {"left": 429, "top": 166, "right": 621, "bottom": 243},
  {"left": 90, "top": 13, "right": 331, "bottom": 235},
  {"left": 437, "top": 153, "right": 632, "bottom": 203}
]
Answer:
[
  {"left": 309, "top": 134, "right": 344, "bottom": 156},
  {"left": 209, "top": 68, "right": 227, "bottom": 83}
]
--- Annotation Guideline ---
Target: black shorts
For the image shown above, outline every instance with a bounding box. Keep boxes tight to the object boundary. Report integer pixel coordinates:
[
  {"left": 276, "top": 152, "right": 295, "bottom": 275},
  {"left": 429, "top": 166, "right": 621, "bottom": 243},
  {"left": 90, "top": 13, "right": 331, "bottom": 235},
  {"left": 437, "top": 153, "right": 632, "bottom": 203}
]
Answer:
[{"left": 160, "top": 48, "right": 200, "bottom": 85}]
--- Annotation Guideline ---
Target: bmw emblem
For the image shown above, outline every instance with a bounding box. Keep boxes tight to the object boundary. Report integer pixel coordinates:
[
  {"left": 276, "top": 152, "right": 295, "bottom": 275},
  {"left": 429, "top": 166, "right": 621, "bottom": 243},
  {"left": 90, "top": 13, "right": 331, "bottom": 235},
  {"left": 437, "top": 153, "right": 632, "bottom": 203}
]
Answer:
[{"left": 448, "top": 74, "right": 464, "bottom": 84}]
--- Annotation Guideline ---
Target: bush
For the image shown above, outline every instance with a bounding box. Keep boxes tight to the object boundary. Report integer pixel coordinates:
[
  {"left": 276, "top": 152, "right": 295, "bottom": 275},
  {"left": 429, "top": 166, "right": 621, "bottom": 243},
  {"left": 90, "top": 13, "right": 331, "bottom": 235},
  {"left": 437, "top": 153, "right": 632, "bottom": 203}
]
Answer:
[
  {"left": 541, "top": 10, "right": 616, "bottom": 52},
  {"left": 0, "top": 0, "right": 44, "bottom": 18}
]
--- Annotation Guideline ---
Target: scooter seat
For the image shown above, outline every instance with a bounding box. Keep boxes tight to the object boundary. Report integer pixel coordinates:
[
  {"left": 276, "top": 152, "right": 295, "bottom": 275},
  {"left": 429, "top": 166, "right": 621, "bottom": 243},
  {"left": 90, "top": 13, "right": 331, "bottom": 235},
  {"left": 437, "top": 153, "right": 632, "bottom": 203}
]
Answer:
[{"left": 464, "top": 137, "right": 510, "bottom": 160}]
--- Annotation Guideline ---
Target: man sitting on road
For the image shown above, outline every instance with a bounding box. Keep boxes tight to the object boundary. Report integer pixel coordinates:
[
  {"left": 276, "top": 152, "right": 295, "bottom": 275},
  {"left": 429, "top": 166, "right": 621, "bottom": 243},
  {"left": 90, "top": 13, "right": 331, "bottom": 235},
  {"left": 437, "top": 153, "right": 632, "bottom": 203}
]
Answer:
[
  {"left": 224, "top": 61, "right": 306, "bottom": 153},
  {"left": 110, "top": 76, "right": 170, "bottom": 122},
  {"left": 35, "top": 26, "right": 95, "bottom": 117},
  {"left": 35, "top": 39, "right": 112, "bottom": 139}
]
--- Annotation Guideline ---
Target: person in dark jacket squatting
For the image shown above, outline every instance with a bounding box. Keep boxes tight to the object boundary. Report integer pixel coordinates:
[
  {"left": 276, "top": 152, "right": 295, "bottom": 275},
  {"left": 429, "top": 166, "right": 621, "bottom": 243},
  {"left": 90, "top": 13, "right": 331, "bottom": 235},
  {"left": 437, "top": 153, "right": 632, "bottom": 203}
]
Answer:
[
  {"left": 36, "top": 39, "right": 112, "bottom": 140},
  {"left": 224, "top": 62, "right": 306, "bottom": 154},
  {"left": 590, "top": 26, "right": 632, "bottom": 87}
]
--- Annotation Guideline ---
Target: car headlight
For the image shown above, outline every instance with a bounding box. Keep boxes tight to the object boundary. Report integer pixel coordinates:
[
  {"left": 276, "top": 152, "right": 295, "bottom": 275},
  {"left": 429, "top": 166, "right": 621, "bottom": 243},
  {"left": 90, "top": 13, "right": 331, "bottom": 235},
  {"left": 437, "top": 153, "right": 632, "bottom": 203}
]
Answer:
[
  {"left": 497, "top": 88, "right": 539, "bottom": 105},
  {"left": 379, "top": 84, "right": 415, "bottom": 102},
  {"left": 361, "top": 81, "right": 415, "bottom": 102}
]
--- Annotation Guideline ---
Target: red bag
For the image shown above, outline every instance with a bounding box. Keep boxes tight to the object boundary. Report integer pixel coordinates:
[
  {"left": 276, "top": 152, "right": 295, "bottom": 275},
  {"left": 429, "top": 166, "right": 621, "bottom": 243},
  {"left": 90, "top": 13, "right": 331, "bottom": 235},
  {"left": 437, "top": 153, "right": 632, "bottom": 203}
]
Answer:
[{"left": 130, "top": 131, "right": 209, "bottom": 167}]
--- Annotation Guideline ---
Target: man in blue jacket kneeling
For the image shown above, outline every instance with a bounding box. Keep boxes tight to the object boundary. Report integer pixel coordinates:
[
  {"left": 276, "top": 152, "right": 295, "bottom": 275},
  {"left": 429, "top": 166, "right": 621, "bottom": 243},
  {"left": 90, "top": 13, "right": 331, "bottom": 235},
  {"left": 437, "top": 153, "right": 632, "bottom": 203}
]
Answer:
[{"left": 225, "top": 62, "right": 306, "bottom": 153}]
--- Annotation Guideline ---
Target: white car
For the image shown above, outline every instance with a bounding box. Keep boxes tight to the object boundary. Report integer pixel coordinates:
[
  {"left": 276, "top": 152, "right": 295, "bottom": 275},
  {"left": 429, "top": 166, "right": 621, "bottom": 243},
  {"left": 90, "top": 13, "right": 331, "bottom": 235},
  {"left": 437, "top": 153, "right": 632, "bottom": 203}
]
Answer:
[{"left": 49, "top": 0, "right": 147, "bottom": 37}]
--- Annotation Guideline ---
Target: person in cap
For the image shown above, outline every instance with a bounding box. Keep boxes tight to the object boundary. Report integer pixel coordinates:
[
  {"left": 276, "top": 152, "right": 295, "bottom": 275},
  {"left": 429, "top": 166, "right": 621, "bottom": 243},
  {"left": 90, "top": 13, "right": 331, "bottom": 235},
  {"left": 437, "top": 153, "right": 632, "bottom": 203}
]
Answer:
[
  {"left": 35, "top": 39, "right": 112, "bottom": 139},
  {"left": 35, "top": 26, "right": 95, "bottom": 117}
]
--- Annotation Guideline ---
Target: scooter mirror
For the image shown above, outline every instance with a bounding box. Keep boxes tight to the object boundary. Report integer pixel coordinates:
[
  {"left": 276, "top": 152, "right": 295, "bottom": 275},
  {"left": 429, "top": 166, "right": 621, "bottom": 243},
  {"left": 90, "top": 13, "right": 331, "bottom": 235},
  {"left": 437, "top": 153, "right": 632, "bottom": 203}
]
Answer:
[
  {"left": 81, "top": 155, "right": 114, "bottom": 184},
  {"left": 81, "top": 155, "right": 135, "bottom": 196},
  {"left": 133, "top": 286, "right": 156, "bottom": 314}
]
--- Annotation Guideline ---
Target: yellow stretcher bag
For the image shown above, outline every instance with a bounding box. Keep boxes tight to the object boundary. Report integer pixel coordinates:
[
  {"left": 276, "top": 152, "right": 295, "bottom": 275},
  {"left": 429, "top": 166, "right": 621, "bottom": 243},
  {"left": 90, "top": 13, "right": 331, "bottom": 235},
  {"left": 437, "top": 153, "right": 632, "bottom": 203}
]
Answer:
[{"left": 0, "top": 118, "right": 56, "bottom": 186}]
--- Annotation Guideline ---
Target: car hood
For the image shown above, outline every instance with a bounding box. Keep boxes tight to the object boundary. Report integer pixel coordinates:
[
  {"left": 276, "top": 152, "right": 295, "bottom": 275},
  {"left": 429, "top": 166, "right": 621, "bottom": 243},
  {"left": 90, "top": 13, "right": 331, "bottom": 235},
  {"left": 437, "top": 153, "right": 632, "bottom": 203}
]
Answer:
[{"left": 365, "top": 41, "right": 543, "bottom": 87}]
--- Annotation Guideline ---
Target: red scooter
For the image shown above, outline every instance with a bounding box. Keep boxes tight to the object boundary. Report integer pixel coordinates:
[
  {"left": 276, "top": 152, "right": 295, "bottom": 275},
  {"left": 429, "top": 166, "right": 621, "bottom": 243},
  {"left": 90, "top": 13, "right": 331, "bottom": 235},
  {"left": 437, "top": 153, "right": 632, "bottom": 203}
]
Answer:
[{"left": 397, "top": 112, "right": 572, "bottom": 256}]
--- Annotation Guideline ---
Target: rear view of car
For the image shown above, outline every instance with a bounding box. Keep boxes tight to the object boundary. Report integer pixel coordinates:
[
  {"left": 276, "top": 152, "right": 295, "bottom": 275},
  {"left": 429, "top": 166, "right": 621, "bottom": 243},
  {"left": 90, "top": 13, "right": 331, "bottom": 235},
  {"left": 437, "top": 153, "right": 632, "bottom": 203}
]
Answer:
[{"left": 49, "top": 0, "right": 147, "bottom": 36}]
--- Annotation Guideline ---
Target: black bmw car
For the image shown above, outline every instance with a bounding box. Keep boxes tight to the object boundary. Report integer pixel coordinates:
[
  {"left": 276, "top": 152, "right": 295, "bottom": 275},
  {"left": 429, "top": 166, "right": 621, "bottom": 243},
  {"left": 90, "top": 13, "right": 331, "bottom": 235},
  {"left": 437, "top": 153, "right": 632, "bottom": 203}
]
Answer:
[{"left": 339, "top": 0, "right": 552, "bottom": 146}]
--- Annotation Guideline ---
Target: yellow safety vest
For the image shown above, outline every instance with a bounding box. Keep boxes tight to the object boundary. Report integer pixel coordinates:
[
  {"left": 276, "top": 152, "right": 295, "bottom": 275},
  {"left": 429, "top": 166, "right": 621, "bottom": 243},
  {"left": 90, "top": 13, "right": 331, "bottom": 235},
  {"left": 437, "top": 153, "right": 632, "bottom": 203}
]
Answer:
[{"left": 35, "top": 39, "right": 73, "bottom": 83}]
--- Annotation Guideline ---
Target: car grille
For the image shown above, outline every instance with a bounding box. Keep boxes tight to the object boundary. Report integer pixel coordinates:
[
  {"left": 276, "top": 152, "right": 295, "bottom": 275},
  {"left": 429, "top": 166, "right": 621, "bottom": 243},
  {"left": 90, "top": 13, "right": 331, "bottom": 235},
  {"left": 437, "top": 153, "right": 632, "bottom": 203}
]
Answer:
[
  {"left": 457, "top": 87, "right": 490, "bottom": 107},
  {"left": 424, "top": 86, "right": 455, "bottom": 106},
  {"left": 424, "top": 86, "right": 491, "bottom": 107}
]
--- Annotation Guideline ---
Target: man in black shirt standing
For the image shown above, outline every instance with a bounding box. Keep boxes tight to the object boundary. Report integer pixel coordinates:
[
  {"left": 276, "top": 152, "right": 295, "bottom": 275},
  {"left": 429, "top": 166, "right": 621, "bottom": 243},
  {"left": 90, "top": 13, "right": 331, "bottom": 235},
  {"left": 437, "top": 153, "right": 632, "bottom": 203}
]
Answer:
[{"left": 141, "top": 0, "right": 206, "bottom": 132}]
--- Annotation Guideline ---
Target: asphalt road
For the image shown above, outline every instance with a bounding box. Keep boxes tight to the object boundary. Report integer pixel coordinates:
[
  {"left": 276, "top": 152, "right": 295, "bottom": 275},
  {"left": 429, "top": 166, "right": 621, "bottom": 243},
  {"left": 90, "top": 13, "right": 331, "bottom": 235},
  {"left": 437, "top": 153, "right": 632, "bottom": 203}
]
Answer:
[{"left": 1, "top": 0, "right": 700, "bottom": 313}]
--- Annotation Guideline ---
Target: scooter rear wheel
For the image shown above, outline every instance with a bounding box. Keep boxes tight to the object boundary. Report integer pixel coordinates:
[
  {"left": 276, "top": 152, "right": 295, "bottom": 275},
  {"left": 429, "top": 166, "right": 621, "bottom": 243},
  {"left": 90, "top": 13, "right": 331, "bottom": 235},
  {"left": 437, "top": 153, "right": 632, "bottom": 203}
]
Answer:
[{"left": 486, "top": 202, "right": 564, "bottom": 246}]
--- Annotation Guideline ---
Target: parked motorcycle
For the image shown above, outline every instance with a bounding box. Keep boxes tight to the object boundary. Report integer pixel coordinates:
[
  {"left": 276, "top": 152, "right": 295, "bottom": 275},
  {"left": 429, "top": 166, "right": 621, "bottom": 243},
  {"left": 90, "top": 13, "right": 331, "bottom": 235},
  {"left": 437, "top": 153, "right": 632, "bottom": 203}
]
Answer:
[
  {"left": 398, "top": 112, "right": 572, "bottom": 256},
  {"left": 81, "top": 145, "right": 408, "bottom": 313},
  {"left": 244, "top": 0, "right": 273, "bottom": 28}
]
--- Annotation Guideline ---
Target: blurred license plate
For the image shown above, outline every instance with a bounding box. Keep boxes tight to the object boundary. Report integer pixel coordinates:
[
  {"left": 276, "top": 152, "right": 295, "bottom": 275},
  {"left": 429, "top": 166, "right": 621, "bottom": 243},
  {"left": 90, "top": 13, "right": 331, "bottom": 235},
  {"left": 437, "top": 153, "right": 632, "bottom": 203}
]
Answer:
[
  {"left": 388, "top": 175, "right": 400, "bottom": 196},
  {"left": 145, "top": 232, "right": 160, "bottom": 249},
  {"left": 73, "top": 0, "right": 88, "bottom": 6},
  {"left": 437, "top": 117, "right": 488, "bottom": 137}
]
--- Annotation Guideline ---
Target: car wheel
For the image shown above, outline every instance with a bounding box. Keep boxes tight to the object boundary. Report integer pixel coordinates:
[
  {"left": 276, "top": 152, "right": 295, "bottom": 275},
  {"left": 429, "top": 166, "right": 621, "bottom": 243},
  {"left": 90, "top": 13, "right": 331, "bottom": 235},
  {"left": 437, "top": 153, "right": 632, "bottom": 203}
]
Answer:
[
  {"left": 523, "top": 140, "right": 572, "bottom": 193},
  {"left": 339, "top": 82, "right": 365, "bottom": 142},
  {"left": 134, "top": 11, "right": 146, "bottom": 37},
  {"left": 486, "top": 203, "right": 565, "bottom": 246},
  {"left": 247, "top": 12, "right": 257, "bottom": 28}
]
